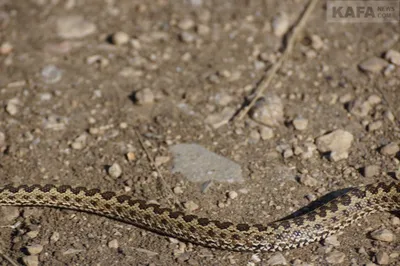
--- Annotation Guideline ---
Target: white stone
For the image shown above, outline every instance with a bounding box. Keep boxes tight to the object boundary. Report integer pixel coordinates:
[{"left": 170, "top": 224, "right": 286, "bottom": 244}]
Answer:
[
  {"left": 108, "top": 163, "right": 122, "bottom": 178},
  {"left": 316, "top": 129, "right": 354, "bottom": 154}
]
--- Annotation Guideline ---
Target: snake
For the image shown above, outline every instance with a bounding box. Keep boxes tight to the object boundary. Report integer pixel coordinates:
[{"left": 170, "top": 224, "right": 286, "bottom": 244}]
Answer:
[{"left": 0, "top": 181, "right": 398, "bottom": 252}]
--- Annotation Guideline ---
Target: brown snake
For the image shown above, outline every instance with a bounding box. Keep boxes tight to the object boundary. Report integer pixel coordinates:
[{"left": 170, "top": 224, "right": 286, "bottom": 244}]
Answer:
[{"left": 0, "top": 182, "right": 399, "bottom": 252}]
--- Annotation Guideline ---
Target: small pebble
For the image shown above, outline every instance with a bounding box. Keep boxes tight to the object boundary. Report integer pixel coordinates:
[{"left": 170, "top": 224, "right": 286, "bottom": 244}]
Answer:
[
  {"left": 126, "top": 152, "right": 136, "bottom": 161},
  {"left": 267, "top": 252, "right": 287, "bottom": 265},
  {"left": 6, "top": 99, "right": 18, "bottom": 115},
  {"left": 349, "top": 99, "right": 372, "bottom": 117},
  {"left": 368, "top": 121, "right": 383, "bottom": 132},
  {"left": 384, "top": 49, "right": 400, "bottom": 66},
  {"left": 22, "top": 255, "right": 39, "bottom": 266},
  {"left": 155, "top": 156, "right": 170, "bottom": 167},
  {"left": 324, "top": 236, "right": 340, "bottom": 247},
  {"left": 260, "top": 126, "right": 274, "bottom": 140},
  {"left": 26, "top": 244, "right": 43, "bottom": 255},
  {"left": 41, "top": 65, "right": 62, "bottom": 84},
  {"left": 358, "top": 57, "right": 388, "bottom": 73},
  {"left": 391, "top": 217, "right": 400, "bottom": 225},
  {"left": 283, "top": 148, "right": 293, "bottom": 158},
  {"left": 108, "top": 239, "right": 119, "bottom": 249},
  {"left": 196, "top": 24, "right": 210, "bottom": 35},
  {"left": 108, "top": 163, "right": 122, "bottom": 178},
  {"left": 380, "top": 142, "right": 399, "bottom": 156},
  {"left": 325, "top": 250, "right": 346, "bottom": 264},
  {"left": 375, "top": 251, "right": 390, "bottom": 265},
  {"left": 178, "top": 18, "right": 195, "bottom": 30},
  {"left": 50, "top": 232, "right": 60, "bottom": 243},
  {"left": 362, "top": 165, "right": 380, "bottom": 178},
  {"left": 367, "top": 95, "right": 382, "bottom": 105},
  {"left": 183, "top": 201, "right": 199, "bottom": 212},
  {"left": 111, "top": 31, "right": 130, "bottom": 45},
  {"left": 310, "top": 34, "right": 324, "bottom": 50},
  {"left": 173, "top": 186, "right": 183, "bottom": 194},
  {"left": 272, "top": 13, "right": 289, "bottom": 37},
  {"left": 316, "top": 129, "right": 353, "bottom": 155},
  {"left": 298, "top": 175, "right": 318, "bottom": 187},
  {"left": 0, "top": 207, "right": 19, "bottom": 222},
  {"left": 292, "top": 117, "right": 308, "bottom": 131},
  {"left": 179, "top": 31, "right": 196, "bottom": 43},
  {"left": 57, "top": 15, "right": 97, "bottom": 39},
  {"left": 227, "top": 191, "right": 238, "bottom": 200},
  {"left": 250, "top": 94, "right": 284, "bottom": 127},
  {"left": 249, "top": 130, "right": 261, "bottom": 143},
  {"left": 135, "top": 88, "right": 154, "bottom": 105},
  {"left": 0, "top": 41, "right": 13, "bottom": 54},
  {"left": 370, "top": 228, "right": 395, "bottom": 242}
]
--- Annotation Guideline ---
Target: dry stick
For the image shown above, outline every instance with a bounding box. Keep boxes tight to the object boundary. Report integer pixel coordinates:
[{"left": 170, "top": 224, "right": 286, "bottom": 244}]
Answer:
[
  {"left": 134, "top": 130, "right": 179, "bottom": 205},
  {"left": 0, "top": 250, "right": 18, "bottom": 266},
  {"left": 234, "top": 0, "right": 319, "bottom": 121}
]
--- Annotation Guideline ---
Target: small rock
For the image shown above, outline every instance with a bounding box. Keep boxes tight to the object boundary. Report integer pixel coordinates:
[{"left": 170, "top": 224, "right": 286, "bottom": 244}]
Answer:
[
  {"left": 0, "top": 131, "right": 5, "bottom": 153},
  {"left": 178, "top": 18, "right": 195, "bottom": 30},
  {"left": 135, "top": 88, "right": 154, "bottom": 105},
  {"left": 205, "top": 107, "right": 235, "bottom": 129},
  {"left": 339, "top": 93, "right": 353, "bottom": 103},
  {"left": 310, "top": 34, "right": 324, "bottom": 50},
  {"left": 26, "top": 244, "right": 43, "bottom": 255},
  {"left": 227, "top": 191, "right": 238, "bottom": 200},
  {"left": 384, "top": 110, "right": 395, "bottom": 122},
  {"left": 368, "top": 121, "right": 383, "bottom": 132},
  {"left": 375, "top": 251, "right": 390, "bottom": 265},
  {"left": 108, "top": 239, "right": 119, "bottom": 249},
  {"left": 155, "top": 156, "right": 170, "bottom": 167},
  {"left": 26, "top": 230, "right": 40, "bottom": 239},
  {"left": 367, "top": 95, "right": 382, "bottom": 105},
  {"left": 293, "top": 117, "right": 308, "bottom": 131},
  {"left": 57, "top": 15, "right": 96, "bottom": 39},
  {"left": 325, "top": 250, "right": 346, "bottom": 264},
  {"left": 179, "top": 31, "right": 196, "bottom": 43},
  {"left": 0, "top": 41, "right": 13, "bottom": 54},
  {"left": 348, "top": 99, "right": 372, "bottom": 117},
  {"left": 391, "top": 217, "right": 400, "bottom": 225},
  {"left": 384, "top": 49, "right": 400, "bottom": 66},
  {"left": 196, "top": 24, "right": 210, "bottom": 35},
  {"left": 41, "top": 65, "right": 62, "bottom": 84},
  {"left": 173, "top": 186, "right": 183, "bottom": 194},
  {"left": 214, "top": 93, "right": 232, "bottom": 106},
  {"left": 359, "top": 57, "right": 388, "bottom": 73},
  {"left": 362, "top": 165, "right": 380, "bottom": 178},
  {"left": 71, "top": 133, "right": 87, "bottom": 150},
  {"left": 108, "top": 163, "right": 122, "bottom": 178},
  {"left": 316, "top": 129, "right": 354, "bottom": 154},
  {"left": 267, "top": 252, "right": 287, "bottom": 265},
  {"left": 324, "top": 236, "right": 340, "bottom": 247},
  {"left": 22, "top": 255, "right": 39, "bottom": 266},
  {"left": 298, "top": 175, "right": 318, "bottom": 187},
  {"left": 111, "top": 31, "right": 130, "bottom": 45},
  {"left": 272, "top": 13, "right": 289, "bottom": 37},
  {"left": 50, "top": 232, "right": 60, "bottom": 243},
  {"left": 380, "top": 142, "right": 399, "bottom": 156},
  {"left": 370, "top": 228, "right": 395, "bottom": 242},
  {"left": 260, "top": 126, "right": 274, "bottom": 140},
  {"left": 250, "top": 94, "right": 284, "bottom": 127},
  {"left": 6, "top": 98, "right": 19, "bottom": 115},
  {"left": 126, "top": 152, "right": 136, "bottom": 161},
  {"left": 283, "top": 148, "right": 293, "bottom": 158},
  {"left": 0, "top": 207, "right": 19, "bottom": 222},
  {"left": 249, "top": 130, "right": 260, "bottom": 143},
  {"left": 183, "top": 201, "right": 199, "bottom": 212}
]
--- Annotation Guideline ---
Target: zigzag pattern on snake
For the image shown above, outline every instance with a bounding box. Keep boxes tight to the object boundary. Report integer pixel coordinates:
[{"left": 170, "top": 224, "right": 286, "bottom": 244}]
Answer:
[{"left": 0, "top": 182, "right": 399, "bottom": 252}]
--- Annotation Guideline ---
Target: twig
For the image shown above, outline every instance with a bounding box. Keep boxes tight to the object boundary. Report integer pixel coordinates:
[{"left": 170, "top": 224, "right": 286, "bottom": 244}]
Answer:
[
  {"left": 134, "top": 130, "right": 179, "bottom": 205},
  {"left": 234, "top": 0, "right": 319, "bottom": 121},
  {"left": 0, "top": 250, "right": 18, "bottom": 266}
]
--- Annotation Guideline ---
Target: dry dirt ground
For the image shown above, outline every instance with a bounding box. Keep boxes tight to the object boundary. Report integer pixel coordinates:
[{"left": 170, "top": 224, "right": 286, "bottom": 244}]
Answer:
[{"left": 0, "top": 0, "right": 399, "bottom": 265}]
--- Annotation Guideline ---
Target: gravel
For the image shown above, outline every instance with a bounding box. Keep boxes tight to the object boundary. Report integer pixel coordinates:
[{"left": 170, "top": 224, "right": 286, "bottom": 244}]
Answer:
[
  {"left": 375, "top": 251, "right": 390, "bottom": 265},
  {"left": 134, "top": 88, "right": 155, "bottom": 105},
  {"left": 250, "top": 94, "right": 284, "bottom": 127},
  {"left": 272, "top": 13, "right": 289, "bottom": 37},
  {"left": 26, "top": 244, "right": 44, "bottom": 255},
  {"left": 380, "top": 142, "right": 399, "bottom": 156},
  {"left": 315, "top": 129, "right": 354, "bottom": 161},
  {"left": 325, "top": 250, "right": 346, "bottom": 264},
  {"left": 292, "top": 117, "right": 308, "bottom": 131},
  {"left": 384, "top": 49, "right": 400, "bottom": 65},
  {"left": 111, "top": 31, "right": 130, "bottom": 45},
  {"left": 362, "top": 165, "right": 380, "bottom": 178},
  {"left": 57, "top": 15, "right": 97, "bottom": 39},
  {"left": 267, "top": 252, "right": 287, "bottom": 265}
]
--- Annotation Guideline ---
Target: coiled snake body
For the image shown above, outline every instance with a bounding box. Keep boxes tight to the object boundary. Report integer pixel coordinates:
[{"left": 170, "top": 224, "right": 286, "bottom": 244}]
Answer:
[{"left": 0, "top": 182, "right": 399, "bottom": 252}]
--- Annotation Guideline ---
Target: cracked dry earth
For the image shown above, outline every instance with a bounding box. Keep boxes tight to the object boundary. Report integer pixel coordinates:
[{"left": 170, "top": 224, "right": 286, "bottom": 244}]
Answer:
[{"left": 0, "top": 0, "right": 399, "bottom": 265}]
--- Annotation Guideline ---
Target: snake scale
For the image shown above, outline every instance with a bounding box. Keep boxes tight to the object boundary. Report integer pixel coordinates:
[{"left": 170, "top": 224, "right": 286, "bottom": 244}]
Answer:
[{"left": 0, "top": 182, "right": 399, "bottom": 252}]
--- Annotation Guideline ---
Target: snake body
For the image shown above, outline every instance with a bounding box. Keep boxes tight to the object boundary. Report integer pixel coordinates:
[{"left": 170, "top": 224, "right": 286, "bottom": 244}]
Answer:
[{"left": 0, "top": 182, "right": 399, "bottom": 252}]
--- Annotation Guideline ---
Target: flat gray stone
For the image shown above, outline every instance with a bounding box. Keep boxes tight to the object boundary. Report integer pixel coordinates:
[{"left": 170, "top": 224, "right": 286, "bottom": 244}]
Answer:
[{"left": 170, "top": 143, "right": 243, "bottom": 183}]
